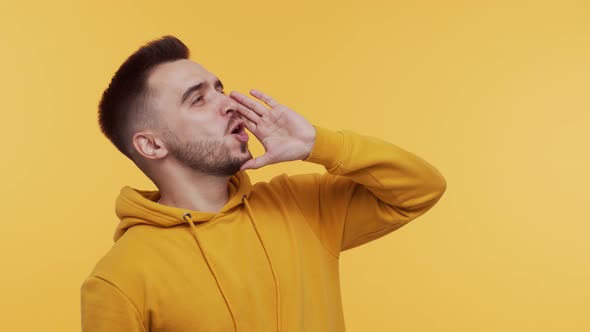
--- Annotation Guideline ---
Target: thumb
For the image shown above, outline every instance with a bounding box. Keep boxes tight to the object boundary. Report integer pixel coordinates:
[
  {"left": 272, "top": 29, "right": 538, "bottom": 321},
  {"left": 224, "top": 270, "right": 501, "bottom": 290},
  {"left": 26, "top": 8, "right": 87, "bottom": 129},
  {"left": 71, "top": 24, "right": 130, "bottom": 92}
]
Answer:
[{"left": 240, "top": 153, "right": 275, "bottom": 171}]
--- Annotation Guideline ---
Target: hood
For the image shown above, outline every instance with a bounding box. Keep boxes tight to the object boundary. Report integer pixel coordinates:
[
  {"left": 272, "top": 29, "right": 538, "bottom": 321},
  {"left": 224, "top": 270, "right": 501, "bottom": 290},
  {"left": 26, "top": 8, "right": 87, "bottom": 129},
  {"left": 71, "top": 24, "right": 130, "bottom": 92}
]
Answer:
[{"left": 113, "top": 171, "right": 252, "bottom": 241}]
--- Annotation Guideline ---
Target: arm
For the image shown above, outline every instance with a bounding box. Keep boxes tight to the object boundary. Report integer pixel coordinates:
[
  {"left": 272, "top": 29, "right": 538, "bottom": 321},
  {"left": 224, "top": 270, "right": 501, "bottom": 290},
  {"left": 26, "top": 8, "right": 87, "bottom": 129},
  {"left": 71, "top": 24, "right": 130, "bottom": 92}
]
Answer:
[
  {"left": 81, "top": 276, "right": 147, "bottom": 332},
  {"left": 282, "top": 125, "right": 446, "bottom": 257},
  {"left": 230, "top": 89, "right": 447, "bottom": 256}
]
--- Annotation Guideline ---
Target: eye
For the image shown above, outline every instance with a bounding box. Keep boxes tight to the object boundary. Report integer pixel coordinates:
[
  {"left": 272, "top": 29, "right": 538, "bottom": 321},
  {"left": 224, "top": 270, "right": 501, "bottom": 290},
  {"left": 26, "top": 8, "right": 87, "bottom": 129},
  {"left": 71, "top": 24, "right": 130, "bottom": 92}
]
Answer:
[{"left": 191, "top": 96, "right": 203, "bottom": 105}]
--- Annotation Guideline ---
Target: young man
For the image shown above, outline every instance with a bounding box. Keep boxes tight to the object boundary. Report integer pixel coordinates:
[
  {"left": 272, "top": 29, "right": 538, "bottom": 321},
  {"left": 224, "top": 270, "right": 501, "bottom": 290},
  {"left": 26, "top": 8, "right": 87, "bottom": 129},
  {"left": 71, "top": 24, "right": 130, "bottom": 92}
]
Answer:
[{"left": 81, "top": 35, "right": 447, "bottom": 331}]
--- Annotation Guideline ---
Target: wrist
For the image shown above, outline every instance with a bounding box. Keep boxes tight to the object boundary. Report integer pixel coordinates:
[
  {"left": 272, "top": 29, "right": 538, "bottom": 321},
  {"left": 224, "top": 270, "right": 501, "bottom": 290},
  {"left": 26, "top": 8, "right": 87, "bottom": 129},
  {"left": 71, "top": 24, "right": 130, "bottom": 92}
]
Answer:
[
  {"left": 300, "top": 126, "right": 317, "bottom": 160},
  {"left": 303, "top": 125, "right": 345, "bottom": 170}
]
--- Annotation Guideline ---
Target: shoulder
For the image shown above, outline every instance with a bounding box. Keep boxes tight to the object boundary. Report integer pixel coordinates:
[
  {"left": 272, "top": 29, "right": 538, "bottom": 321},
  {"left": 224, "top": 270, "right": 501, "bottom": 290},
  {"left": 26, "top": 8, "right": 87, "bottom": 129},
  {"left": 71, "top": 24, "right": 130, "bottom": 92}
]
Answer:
[{"left": 84, "top": 226, "right": 157, "bottom": 289}]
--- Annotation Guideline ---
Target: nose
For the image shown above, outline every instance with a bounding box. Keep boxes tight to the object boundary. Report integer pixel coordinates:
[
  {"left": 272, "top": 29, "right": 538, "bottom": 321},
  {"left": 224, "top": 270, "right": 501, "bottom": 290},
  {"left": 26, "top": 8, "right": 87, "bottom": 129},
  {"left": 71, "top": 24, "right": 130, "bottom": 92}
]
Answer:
[{"left": 220, "top": 92, "right": 239, "bottom": 117}]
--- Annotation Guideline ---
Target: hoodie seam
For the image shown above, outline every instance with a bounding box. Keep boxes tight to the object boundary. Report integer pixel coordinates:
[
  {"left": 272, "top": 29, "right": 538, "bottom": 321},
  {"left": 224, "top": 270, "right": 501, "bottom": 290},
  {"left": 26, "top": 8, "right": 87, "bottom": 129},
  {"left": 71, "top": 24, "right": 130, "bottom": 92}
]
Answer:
[
  {"left": 342, "top": 220, "right": 408, "bottom": 250},
  {"left": 282, "top": 176, "right": 340, "bottom": 260},
  {"left": 93, "top": 276, "right": 148, "bottom": 332}
]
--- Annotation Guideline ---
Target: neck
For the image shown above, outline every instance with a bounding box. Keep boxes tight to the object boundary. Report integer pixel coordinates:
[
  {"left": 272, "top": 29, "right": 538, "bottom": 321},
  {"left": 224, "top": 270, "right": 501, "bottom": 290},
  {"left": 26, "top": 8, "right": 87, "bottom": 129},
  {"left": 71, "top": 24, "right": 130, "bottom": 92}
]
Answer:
[{"left": 153, "top": 163, "right": 232, "bottom": 213}]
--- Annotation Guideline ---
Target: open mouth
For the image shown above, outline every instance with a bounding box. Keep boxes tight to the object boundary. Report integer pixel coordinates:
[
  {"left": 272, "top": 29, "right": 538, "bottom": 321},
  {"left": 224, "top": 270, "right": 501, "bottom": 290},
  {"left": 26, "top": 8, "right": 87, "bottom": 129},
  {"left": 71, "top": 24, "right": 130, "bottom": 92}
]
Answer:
[
  {"left": 229, "top": 122, "right": 249, "bottom": 143},
  {"left": 230, "top": 123, "right": 244, "bottom": 135}
]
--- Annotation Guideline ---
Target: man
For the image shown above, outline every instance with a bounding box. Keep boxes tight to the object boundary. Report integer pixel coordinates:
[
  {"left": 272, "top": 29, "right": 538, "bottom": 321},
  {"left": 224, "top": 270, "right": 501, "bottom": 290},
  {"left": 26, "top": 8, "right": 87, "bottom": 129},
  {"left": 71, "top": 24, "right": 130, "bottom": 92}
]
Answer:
[{"left": 81, "top": 35, "right": 447, "bottom": 331}]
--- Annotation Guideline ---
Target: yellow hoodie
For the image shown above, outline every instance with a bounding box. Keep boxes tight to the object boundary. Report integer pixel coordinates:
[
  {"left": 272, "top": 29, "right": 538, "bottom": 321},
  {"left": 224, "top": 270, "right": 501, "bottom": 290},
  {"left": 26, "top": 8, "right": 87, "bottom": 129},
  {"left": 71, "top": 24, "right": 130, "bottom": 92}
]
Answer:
[{"left": 81, "top": 126, "right": 447, "bottom": 332}]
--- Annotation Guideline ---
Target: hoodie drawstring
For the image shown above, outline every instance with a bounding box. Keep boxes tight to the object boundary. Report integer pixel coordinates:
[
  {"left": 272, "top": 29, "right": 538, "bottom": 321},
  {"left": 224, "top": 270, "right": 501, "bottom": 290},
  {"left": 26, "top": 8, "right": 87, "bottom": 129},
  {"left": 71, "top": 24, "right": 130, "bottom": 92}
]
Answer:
[
  {"left": 182, "top": 197, "right": 282, "bottom": 331},
  {"left": 242, "top": 195, "right": 282, "bottom": 331},
  {"left": 183, "top": 212, "right": 238, "bottom": 331}
]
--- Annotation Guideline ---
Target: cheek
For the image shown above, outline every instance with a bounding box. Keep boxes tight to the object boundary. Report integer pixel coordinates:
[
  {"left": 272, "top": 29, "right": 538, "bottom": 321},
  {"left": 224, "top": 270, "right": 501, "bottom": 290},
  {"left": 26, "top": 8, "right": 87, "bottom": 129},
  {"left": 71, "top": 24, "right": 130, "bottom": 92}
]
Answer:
[{"left": 175, "top": 112, "right": 225, "bottom": 138}]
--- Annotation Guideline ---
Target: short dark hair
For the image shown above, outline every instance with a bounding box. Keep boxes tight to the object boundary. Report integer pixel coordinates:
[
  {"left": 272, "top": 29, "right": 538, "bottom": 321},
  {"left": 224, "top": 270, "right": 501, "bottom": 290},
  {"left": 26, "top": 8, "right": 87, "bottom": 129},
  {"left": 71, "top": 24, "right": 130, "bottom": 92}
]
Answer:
[{"left": 98, "top": 35, "right": 190, "bottom": 162}]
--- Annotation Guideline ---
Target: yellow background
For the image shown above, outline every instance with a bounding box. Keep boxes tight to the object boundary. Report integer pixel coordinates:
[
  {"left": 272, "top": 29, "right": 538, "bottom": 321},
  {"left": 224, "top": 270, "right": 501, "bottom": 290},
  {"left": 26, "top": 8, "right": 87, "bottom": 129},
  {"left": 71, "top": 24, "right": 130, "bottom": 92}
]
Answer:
[{"left": 1, "top": 0, "right": 588, "bottom": 331}]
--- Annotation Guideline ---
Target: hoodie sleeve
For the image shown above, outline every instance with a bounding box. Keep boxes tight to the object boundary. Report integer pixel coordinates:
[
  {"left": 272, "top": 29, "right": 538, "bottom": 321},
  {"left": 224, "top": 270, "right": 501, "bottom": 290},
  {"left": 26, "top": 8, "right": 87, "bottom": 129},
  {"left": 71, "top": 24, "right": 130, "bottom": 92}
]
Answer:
[
  {"left": 281, "top": 125, "right": 447, "bottom": 258},
  {"left": 81, "top": 276, "right": 147, "bottom": 332}
]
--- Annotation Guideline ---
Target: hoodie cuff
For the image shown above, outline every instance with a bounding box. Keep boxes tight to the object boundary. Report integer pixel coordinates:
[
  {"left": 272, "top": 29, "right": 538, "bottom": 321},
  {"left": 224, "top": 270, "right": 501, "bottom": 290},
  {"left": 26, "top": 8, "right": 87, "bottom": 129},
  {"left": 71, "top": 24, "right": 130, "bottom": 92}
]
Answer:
[{"left": 304, "top": 125, "right": 345, "bottom": 170}]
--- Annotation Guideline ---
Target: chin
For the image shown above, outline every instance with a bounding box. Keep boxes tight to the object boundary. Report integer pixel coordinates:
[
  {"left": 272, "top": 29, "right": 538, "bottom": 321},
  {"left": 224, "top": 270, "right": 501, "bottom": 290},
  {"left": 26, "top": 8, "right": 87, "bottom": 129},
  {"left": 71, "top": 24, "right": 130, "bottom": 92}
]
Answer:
[
  {"left": 229, "top": 139, "right": 248, "bottom": 154},
  {"left": 239, "top": 149, "right": 253, "bottom": 161},
  {"left": 225, "top": 138, "right": 251, "bottom": 161},
  {"left": 240, "top": 142, "right": 250, "bottom": 155}
]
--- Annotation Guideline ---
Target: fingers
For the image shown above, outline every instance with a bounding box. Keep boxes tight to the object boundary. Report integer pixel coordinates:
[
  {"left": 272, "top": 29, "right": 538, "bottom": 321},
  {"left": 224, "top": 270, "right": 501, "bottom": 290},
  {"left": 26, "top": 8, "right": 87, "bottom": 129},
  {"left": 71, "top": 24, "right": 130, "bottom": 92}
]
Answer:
[
  {"left": 239, "top": 113, "right": 257, "bottom": 132},
  {"left": 240, "top": 153, "right": 275, "bottom": 171},
  {"left": 230, "top": 91, "right": 269, "bottom": 116},
  {"left": 235, "top": 103, "right": 260, "bottom": 124},
  {"left": 250, "top": 89, "right": 279, "bottom": 108}
]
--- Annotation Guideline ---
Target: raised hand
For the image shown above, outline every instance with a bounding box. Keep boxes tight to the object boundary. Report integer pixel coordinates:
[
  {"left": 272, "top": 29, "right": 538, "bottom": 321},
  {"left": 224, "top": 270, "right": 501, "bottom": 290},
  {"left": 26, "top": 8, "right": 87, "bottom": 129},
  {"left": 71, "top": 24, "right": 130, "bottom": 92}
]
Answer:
[{"left": 229, "top": 89, "right": 316, "bottom": 171}]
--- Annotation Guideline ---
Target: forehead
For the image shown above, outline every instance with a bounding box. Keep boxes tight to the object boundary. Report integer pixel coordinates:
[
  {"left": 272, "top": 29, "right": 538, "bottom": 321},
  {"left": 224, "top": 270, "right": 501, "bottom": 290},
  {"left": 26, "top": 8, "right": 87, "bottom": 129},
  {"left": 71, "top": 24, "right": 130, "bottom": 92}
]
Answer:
[{"left": 147, "top": 59, "right": 216, "bottom": 96}]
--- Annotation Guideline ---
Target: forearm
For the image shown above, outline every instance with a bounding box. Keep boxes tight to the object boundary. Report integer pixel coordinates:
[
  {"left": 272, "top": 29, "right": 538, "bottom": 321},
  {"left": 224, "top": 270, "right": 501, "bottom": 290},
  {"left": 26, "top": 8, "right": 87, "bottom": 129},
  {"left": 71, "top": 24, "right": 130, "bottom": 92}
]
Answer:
[{"left": 304, "top": 125, "right": 447, "bottom": 218}]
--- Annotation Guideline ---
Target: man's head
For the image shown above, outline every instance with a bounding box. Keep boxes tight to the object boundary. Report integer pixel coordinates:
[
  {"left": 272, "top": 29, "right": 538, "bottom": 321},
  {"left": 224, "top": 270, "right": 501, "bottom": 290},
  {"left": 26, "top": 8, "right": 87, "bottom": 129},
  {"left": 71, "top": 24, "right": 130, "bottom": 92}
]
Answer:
[{"left": 98, "top": 35, "right": 252, "bottom": 178}]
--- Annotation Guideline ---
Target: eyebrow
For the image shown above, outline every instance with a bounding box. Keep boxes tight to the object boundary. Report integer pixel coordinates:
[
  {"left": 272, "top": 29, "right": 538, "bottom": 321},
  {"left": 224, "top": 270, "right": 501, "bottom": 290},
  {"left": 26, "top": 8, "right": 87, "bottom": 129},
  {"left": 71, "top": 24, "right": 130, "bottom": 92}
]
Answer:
[{"left": 180, "top": 79, "right": 224, "bottom": 104}]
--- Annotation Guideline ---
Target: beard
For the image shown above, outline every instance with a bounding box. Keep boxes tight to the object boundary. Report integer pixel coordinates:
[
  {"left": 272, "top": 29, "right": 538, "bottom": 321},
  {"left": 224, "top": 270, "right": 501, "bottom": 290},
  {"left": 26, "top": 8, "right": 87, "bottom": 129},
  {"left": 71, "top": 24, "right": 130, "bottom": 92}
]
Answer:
[{"left": 162, "top": 129, "right": 252, "bottom": 176}]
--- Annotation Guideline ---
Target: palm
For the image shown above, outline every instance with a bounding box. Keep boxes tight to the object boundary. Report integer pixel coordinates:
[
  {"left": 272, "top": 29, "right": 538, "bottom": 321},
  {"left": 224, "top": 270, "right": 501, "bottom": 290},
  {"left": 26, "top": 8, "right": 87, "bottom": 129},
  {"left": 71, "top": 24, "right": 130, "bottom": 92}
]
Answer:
[{"left": 229, "top": 90, "right": 316, "bottom": 170}]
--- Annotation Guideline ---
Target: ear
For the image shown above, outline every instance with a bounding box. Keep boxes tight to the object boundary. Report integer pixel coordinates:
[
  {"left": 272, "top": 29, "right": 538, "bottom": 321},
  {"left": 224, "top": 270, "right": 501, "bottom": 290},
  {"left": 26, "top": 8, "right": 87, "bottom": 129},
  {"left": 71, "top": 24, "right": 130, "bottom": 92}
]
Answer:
[{"left": 132, "top": 131, "right": 168, "bottom": 160}]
